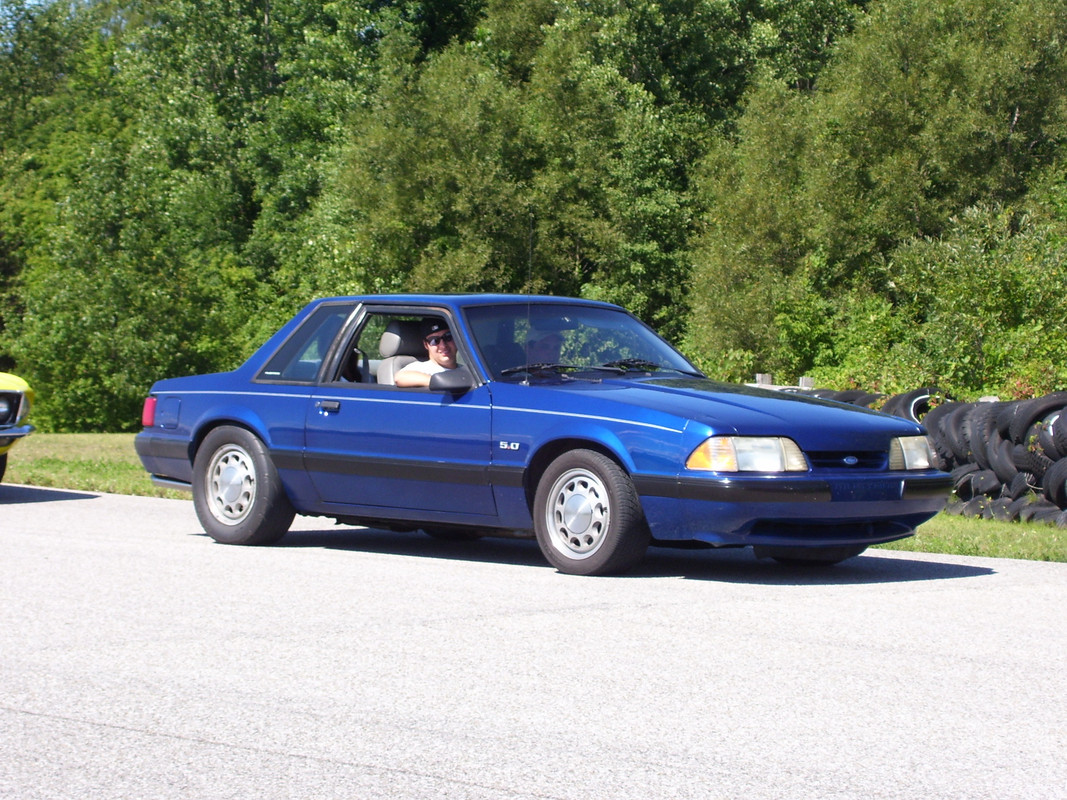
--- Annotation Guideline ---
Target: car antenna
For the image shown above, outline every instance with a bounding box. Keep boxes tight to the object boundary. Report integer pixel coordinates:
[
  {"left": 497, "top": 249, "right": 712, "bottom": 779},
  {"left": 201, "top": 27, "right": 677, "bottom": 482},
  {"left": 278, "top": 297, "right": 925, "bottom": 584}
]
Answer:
[{"left": 525, "top": 211, "right": 535, "bottom": 364}]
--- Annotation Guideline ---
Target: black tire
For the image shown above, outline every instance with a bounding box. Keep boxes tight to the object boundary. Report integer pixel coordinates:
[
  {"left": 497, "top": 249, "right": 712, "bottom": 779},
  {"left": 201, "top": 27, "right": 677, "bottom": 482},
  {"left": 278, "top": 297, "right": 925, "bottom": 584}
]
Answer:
[
  {"left": 921, "top": 401, "right": 960, "bottom": 469},
  {"left": 1005, "top": 471, "right": 1036, "bottom": 500},
  {"left": 986, "top": 432, "right": 1019, "bottom": 485},
  {"left": 1035, "top": 411, "right": 1063, "bottom": 460},
  {"left": 853, "top": 392, "right": 885, "bottom": 409},
  {"left": 533, "top": 449, "right": 650, "bottom": 575},
  {"left": 989, "top": 497, "right": 1016, "bottom": 521},
  {"left": 1019, "top": 500, "right": 1054, "bottom": 523},
  {"left": 1041, "top": 458, "right": 1067, "bottom": 508},
  {"left": 921, "top": 397, "right": 959, "bottom": 430},
  {"left": 1031, "top": 503, "right": 1065, "bottom": 524},
  {"left": 944, "top": 403, "right": 977, "bottom": 464},
  {"left": 965, "top": 402, "right": 1002, "bottom": 470},
  {"left": 943, "top": 498, "right": 966, "bottom": 515},
  {"left": 761, "top": 545, "right": 868, "bottom": 566},
  {"left": 893, "top": 387, "right": 951, "bottom": 423},
  {"left": 1013, "top": 445, "right": 1053, "bottom": 481},
  {"left": 192, "top": 425, "right": 295, "bottom": 545},
  {"left": 1007, "top": 494, "right": 1036, "bottom": 520},
  {"left": 833, "top": 389, "right": 868, "bottom": 404},
  {"left": 995, "top": 400, "right": 1023, "bottom": 439},
  {"left": 969, "top": 469, "right": 1001, "bottom": 498},
  {"left": 1008, "top": 392, "right": 1067, "bottom": 444},
  {"left": 1054, "top": 415, "right": 1067, "bottom": 459},
  {"left": 0, "top": 452, "right": 6, "bottom": 483},
  {"left": 951, "top": 464, "right": 979, "bottom": 500},
  {"left": 880, "top": 394, "right": 904, "bottom": 418}
]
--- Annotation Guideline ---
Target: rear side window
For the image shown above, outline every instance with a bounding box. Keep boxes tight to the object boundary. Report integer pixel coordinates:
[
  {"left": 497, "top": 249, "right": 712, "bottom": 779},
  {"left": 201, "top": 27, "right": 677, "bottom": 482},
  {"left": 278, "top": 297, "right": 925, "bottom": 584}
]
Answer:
[{"left": 258, "top": 304, "right": 354, "bottom": 382}]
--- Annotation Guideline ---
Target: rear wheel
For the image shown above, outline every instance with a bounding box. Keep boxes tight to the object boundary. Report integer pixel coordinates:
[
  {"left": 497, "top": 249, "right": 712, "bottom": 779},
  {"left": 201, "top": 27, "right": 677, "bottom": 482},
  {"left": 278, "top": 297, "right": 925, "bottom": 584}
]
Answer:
[
  {"left": 533, "top": 449, "right": 649, "bottom": 576},
  {"left": 193, "top": 426, "right": 295, "bottom": 545}
]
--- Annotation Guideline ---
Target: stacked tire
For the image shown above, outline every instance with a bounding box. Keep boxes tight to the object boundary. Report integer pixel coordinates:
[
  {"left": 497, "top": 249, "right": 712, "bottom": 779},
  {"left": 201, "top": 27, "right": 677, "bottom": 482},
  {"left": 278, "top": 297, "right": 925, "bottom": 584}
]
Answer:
[
  {"left": 895, "top": 391, "right": 1067, "bottom": 525},
  {"left": 792, "top": 386, "right": 944, "bottom": 421},
  {"left": 794, "top": 387, "right": 1067, "bottom": 526}
]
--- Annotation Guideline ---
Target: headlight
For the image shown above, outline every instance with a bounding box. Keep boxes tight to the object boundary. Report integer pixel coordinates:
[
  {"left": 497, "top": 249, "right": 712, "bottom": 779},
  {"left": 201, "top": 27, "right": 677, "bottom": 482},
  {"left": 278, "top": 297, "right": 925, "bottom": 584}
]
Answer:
[
  {"left": 0, "top": 392, "right": 29, "bottom": 425},
  {"left": 889, "top": 436, "right": 934, "bottom": 470},
  {"left": 686, "top": 436, "right": 809, "bottom": 473}
]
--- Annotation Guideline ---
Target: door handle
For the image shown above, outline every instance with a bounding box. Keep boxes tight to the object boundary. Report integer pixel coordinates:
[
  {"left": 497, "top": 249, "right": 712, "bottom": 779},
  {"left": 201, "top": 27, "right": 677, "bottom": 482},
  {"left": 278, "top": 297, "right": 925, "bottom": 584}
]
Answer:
[{"left": 316, "top": 400, "right": 341, "bottom": 413}]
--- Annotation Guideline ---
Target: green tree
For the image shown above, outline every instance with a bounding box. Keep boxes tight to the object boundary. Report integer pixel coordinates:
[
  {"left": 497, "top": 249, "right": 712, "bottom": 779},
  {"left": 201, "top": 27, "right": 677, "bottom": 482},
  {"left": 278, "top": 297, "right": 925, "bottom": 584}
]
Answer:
[
  {"left": 687, "top": 0, "right": 1067, "bottom": 387},
  {"left": 4, "top": 0, "right": 400, "bottom": 427},
  {"left": 0, "top": 0, "right": 109, "bottom": 369}
]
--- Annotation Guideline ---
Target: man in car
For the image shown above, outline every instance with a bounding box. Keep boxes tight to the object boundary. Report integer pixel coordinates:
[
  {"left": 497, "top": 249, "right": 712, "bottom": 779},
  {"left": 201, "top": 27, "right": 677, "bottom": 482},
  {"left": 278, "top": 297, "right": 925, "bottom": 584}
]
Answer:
[
  {"left": 395, "top": 318, "right": 459, "bottom": 387},
  {"left": 526, "top": 332, "right": 564, "bottom": 365}
]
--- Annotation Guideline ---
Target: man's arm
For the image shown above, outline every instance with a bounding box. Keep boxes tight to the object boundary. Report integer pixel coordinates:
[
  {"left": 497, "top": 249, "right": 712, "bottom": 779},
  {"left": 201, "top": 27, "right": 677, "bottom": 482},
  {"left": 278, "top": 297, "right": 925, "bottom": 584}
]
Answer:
[
  {"left": 394, "top": 363, "right": 431, "bottom": 388},
  {"left": 394, "top": 362, "right": 431, "bottom": 390}
]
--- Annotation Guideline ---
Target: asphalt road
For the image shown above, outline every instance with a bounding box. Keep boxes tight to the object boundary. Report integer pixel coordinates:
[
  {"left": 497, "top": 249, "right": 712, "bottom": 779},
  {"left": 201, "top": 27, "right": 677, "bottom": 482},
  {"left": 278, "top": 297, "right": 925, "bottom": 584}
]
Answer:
[{"left": 1, "top": 484, "right": 1065, "bottom": 800}]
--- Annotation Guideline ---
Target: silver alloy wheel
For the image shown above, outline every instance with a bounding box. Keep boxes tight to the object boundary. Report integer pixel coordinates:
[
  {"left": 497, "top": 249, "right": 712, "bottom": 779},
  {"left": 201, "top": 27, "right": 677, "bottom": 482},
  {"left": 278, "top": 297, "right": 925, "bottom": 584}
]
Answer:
[
  {"left": 543, "top": 467, "right": 611, "bottom": 560},
  {"left": 206, "top": 443, "right": 257, "bottom": 525}
]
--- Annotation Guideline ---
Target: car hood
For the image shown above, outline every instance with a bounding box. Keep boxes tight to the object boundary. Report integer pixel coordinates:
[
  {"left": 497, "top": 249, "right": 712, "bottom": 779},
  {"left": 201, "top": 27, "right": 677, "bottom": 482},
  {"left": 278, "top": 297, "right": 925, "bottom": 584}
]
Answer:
[{"left": 538, "top": 375, "right": 924, "bottom": 445}]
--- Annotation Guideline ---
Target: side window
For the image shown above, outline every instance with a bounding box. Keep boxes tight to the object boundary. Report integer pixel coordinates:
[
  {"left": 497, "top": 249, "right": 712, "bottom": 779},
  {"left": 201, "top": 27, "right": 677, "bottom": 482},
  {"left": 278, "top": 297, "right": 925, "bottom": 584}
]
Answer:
[
  {"left": 328, "top": 308, "right": 466, "bottom": 385},
  {"left": 356, "top": 314, "right": 391, "bottom": 360},
  {"left": 259, "top": 304, "right": 354, "bottom": 383},
  {"left": 330, "top": 312, "right": 419, "bottom": 384},
  {"left": 334, "top": 313, "right": 393, "bottom": 383}
]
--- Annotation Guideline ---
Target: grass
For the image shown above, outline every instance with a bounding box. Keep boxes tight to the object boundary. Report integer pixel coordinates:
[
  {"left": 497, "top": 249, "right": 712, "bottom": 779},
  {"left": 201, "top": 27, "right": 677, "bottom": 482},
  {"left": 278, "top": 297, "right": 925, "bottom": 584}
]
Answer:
[
  {"left": 6, "top": 433, "right": 1066, "bottom": 562},
  {"left": 5, "top": 433, "right": 186, "bottom": 499},
  {"left": 881, "top": 512, "right": 1067, "bottom": 562}
]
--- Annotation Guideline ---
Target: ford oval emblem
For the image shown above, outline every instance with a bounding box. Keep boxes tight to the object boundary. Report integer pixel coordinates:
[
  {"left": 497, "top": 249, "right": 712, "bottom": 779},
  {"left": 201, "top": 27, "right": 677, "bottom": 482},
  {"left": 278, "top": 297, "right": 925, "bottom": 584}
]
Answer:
[{"left": 843, "top": 455, "right": 859, "bottom": 466}]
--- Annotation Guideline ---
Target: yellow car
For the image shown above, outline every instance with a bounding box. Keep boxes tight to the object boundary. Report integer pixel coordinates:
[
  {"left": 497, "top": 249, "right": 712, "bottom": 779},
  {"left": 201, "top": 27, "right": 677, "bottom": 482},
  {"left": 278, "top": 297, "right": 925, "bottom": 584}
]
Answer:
[{"left": 0, "top": 372, "right": 34, "bottom": 483}]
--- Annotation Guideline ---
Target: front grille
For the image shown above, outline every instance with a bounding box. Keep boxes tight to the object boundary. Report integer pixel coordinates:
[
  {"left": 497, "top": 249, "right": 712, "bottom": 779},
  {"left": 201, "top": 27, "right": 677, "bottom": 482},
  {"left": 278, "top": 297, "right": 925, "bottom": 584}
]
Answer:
[{"left": 806, "top": 450, "right": 887, "bottom": 470}]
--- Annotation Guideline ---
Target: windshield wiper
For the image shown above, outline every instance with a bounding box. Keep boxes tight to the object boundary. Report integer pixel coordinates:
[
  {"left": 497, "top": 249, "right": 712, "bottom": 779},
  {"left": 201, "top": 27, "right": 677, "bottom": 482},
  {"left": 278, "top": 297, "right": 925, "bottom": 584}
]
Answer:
[
  {"left": 598, "top": 359, "right": 704, "bottom": 377},
  {"left": 599, "top": 358, "right": 663, "bottom": 372},
  {"left": 500, "top": 362, "right": 578, "bottom": 376},
  {"left": 500, "top": 360, "right": 702, "bottom": 380}
]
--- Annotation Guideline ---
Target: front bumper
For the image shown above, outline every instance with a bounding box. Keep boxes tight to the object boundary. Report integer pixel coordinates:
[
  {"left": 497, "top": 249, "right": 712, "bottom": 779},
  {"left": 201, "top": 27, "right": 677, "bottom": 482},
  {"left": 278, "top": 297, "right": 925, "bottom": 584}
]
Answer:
[{"left": 636, "top": 471, "right": 953, "bottom": 547}]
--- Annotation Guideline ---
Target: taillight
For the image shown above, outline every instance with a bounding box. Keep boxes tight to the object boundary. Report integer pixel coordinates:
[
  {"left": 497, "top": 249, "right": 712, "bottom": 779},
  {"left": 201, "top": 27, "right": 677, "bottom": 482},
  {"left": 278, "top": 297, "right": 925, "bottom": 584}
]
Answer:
[{"left": 141, "top": 396, "right": 157, "bottom": 427}]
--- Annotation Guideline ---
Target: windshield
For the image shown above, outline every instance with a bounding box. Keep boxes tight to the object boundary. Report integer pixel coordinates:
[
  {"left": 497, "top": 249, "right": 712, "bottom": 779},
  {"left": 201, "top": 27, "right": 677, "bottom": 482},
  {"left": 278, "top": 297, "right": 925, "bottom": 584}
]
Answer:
[{"left": 464, "top": 303, "right": 701, "bottom": 381}]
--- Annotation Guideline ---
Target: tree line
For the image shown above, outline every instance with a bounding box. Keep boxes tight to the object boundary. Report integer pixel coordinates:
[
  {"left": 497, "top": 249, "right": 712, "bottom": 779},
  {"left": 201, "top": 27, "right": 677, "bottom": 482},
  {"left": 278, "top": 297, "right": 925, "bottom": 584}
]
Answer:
[{"left": 1, "top": 0, "right": 1065, "bottom": 431}]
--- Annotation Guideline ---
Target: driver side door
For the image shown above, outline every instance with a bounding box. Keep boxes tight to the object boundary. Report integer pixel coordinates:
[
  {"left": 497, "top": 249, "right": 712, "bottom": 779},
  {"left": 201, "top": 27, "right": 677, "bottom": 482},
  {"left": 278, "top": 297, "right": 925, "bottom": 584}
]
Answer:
[{"left": 303, "top": 309, "right": 497, "bottom": 521}]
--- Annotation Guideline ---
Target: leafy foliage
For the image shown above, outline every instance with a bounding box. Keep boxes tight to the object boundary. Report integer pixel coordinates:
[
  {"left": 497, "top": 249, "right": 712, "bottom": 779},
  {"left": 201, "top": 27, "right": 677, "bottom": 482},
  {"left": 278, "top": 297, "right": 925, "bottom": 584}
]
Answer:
[
  {"left": 687, "top": 0, "right": 1067, "bottom": 394},
  {"left": 1, "top": 0, "right": 1065, "bottom": 429}
]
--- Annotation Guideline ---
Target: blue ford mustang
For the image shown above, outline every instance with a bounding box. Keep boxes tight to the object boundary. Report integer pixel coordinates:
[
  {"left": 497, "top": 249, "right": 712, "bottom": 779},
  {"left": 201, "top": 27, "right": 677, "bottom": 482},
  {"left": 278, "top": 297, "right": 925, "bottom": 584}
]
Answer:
[{"left": 136, "top": 294, "right": 950, "bottom": 575}]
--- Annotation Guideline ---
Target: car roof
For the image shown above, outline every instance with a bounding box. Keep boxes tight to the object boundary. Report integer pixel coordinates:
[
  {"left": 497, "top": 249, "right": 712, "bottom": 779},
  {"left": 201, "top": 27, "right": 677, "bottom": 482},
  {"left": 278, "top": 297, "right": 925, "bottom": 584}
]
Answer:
[{"left": 312, "top": 294, "right": 623, "bottom": 312}]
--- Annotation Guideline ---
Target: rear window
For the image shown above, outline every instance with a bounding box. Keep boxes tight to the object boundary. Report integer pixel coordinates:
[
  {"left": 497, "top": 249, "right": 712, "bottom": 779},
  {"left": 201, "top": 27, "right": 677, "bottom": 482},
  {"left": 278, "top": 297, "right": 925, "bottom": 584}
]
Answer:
[{"left": 258, "top": 304, "right": 354, "bottom": 382}]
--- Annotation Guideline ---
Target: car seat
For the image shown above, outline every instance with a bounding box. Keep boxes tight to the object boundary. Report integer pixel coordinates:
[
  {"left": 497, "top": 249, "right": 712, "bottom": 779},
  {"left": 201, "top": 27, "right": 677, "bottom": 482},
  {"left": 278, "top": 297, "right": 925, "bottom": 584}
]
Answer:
[{"left": 376, "top": 320, "right": 425, "bottom": 385}]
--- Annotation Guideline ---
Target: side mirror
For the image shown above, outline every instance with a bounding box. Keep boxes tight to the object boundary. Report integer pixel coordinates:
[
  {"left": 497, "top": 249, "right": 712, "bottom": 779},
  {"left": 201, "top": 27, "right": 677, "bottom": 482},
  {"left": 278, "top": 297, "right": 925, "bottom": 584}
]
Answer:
[{"left": 429, "top": 365, "right": 475, "bottom": 394}]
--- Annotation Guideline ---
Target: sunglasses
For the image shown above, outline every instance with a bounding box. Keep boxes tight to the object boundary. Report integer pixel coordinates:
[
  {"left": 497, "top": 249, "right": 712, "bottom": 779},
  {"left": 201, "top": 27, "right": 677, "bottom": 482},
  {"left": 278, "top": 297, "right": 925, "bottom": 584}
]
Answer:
[{"left": 425, "top": 332, "right": 454, "bottom": 346}]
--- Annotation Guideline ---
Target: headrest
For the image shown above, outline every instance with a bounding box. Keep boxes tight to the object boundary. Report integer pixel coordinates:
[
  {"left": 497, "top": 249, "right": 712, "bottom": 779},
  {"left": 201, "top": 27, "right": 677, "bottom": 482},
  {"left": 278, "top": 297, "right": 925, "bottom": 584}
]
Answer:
[{"left": 379, "top": 319, "right": 426, "bottom": 358}]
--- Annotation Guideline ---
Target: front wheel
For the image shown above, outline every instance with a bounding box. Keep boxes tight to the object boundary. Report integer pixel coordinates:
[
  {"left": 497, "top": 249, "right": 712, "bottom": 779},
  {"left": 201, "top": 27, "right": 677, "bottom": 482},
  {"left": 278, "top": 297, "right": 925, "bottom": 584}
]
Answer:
[
  {"left": 193, "top": 426, "right": 295, "bottom": 545},
  {"left": 533, "top": 450, "right": 650, "bottom": 576}
]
